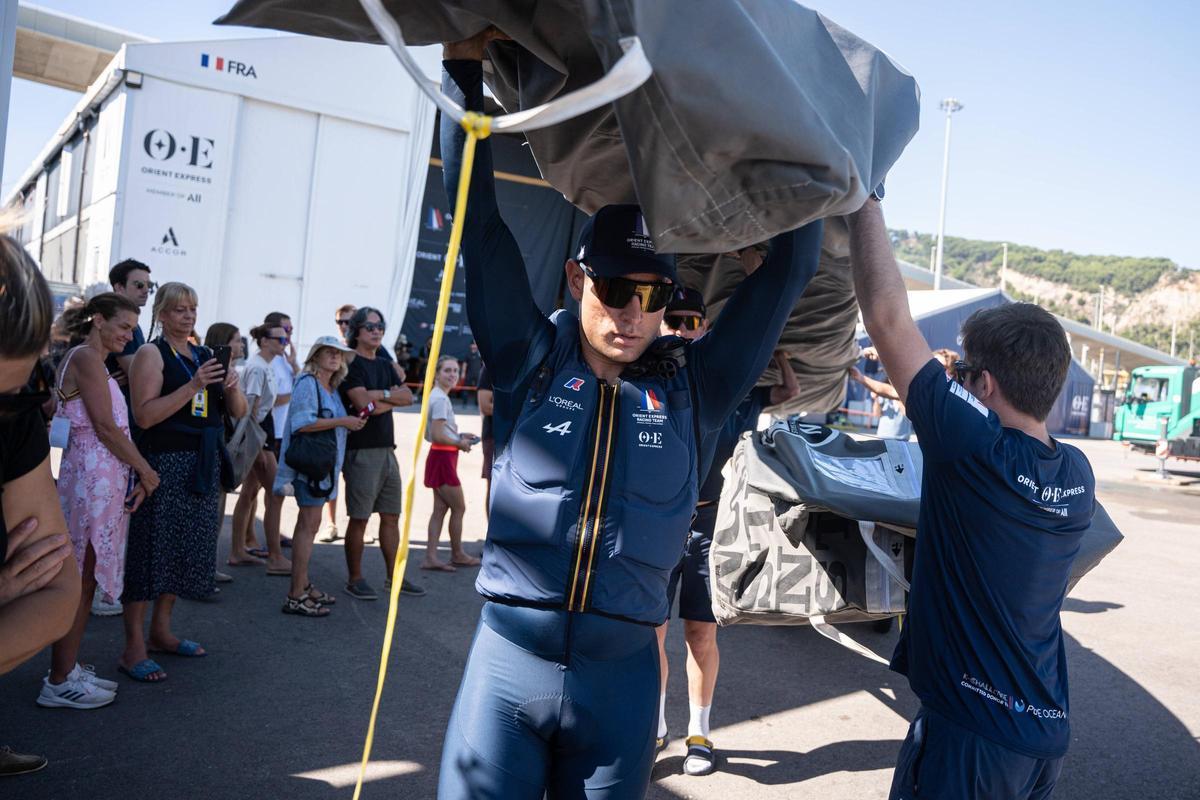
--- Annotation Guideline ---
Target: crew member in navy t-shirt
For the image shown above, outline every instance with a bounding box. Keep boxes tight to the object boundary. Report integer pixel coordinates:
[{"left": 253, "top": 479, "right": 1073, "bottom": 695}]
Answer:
[{"left": 847, "top": 196, "right": 1095, "bottom": 800}]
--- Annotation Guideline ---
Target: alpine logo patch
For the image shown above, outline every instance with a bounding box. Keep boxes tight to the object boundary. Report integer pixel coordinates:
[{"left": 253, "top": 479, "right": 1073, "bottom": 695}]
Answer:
[{"left": 563, "top": 377, "right": 585, "bottom": 392}]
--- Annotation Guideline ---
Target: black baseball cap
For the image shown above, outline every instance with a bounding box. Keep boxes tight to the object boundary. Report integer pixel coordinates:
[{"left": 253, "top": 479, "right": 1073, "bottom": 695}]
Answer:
[
  {"left": 667, "top": 286, "right": 706, "bottom": 317},
  {"left": 575, "top": 204, "right": 676, "bottom": 282}
]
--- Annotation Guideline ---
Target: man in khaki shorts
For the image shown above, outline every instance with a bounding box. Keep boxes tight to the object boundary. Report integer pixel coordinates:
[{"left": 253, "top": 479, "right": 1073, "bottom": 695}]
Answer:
[{"left": 338, "top": 307, "right": 423, "bottom": 599}]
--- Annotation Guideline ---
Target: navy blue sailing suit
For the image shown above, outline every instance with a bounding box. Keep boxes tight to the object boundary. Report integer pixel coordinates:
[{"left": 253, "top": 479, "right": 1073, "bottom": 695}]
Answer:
[{"left": 437, "top": 60, "right": 822, "bottom": 799}]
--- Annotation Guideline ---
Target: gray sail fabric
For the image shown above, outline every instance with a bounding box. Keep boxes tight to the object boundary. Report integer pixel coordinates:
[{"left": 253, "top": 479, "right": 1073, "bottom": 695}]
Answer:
[
  {"left": 677, "top": 218, "right": 861, "bottom": 417},
  {"left": 711, "top": 420, "right": 1125, "bottom": 628},
  {"left": 216, "top": 0, "right": 921, "bottom": 254}
]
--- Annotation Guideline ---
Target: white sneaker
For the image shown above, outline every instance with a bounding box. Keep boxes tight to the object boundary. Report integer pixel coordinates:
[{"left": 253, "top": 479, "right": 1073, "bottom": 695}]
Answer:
[
  {"left": 91, "top": 589, "right": 123, "bottom": 617},
  {"left": 72, "top": 663, "right": 119, "bottom": 692},
  {"left": 317, "top": 523, "right": 340, "bottom": 543},
  {"left": 36, "top": 676, "right": 116, "bottom": 709}
]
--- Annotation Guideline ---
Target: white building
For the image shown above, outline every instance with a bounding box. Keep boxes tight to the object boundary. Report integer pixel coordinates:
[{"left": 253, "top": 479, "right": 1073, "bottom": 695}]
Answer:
[{"left": 5, "top": 34, "right": 441, "bottom": 348}]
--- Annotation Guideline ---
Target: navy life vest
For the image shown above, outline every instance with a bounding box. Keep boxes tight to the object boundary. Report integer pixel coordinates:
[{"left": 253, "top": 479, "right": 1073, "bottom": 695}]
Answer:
[{"left": 479, "top": 311, "right": 699, "bottom": 625}]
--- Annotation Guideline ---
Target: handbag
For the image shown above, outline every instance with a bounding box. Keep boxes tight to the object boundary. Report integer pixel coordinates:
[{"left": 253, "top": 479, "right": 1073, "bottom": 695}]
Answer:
[
  {"left": 283, "top": 374, "right": 338, "bottom": 496},
  {"left": 49, "top": 347, "right": 84, "bottom": 450},
  {"left": 226, "top": 411, "right": 267, "bottom": 489}
]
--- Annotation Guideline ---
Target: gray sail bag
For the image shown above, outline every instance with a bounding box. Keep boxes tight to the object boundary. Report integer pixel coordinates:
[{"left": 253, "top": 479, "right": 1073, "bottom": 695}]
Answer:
[
  {"left": 711, "top": 421, "right": 1125, "bottom": 634},
  {"left": 216, "top": 0, "right": 921, "bottom": 254}
]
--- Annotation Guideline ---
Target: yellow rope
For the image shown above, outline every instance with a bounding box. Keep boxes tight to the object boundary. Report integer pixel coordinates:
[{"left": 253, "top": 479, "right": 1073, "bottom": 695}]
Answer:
[{"left": 352, "top": 111, "right": 491, "bottom": 799}]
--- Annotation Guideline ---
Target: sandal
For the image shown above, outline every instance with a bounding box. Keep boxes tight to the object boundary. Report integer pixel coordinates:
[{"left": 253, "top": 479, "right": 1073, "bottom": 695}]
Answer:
[
  {"left": 117, "top": 659, "right": 167, "bottom": 682},
  {"left": 305, "top": 584, "right": 336, "bottom": 605},
  {"left": 683, "top": 735, "right": 716, "bottom": 776},
  {"left": 149, "top": 639, "right": 206, "bottom": 658},
  {"left": 283, "top": 595, "right": 330, "bottom": 617},
  {"left": 247, "top": 547, "right": 270, "bottom": 559}
]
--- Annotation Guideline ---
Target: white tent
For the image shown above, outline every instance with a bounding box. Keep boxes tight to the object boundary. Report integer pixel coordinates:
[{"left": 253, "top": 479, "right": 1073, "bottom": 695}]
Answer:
[{"left": 6, "top": 34, "right": 442, "bottom": 349}]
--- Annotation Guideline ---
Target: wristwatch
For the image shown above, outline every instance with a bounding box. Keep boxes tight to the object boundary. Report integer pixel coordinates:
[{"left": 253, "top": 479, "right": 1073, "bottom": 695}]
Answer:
[
  {"left": 869, "top": 182, "right": 885, "bottom": 202},
  {"left": 382, "top": 389, "right": 392, "bottom": 401}
]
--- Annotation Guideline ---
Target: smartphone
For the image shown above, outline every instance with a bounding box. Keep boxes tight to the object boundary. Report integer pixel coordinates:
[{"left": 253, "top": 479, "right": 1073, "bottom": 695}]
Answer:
[
  {"left": 359, "top": 402, "right": 376, "bottom": 419},
  {"left": 212, "top": 345, "right": 232, "bottom": 378},
  {"left": 124, "top": 473, "right": 139, "bottom": 510},
  {"left": 462, "top": 433, "right": 481, "bottom": 444}
]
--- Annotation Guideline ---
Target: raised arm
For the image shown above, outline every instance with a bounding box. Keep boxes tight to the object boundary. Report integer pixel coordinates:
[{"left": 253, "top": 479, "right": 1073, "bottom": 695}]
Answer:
[
  {"left": 691, "top": 220, "right": 823, "bottom": 429},
  {"left": 769, "top": 350, "right": 801, "bottom": 406},
  {"left": 847, "top": 201, "right": 932, "bottom": 403},
  {"left": 441, "top": 39, "right": 551, "bottom": 390}
]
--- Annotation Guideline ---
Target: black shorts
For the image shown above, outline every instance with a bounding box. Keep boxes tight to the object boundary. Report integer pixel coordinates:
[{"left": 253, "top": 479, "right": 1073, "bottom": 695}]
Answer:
[{"left": 665, "top": 504, "right": 716, "bottom": 623}]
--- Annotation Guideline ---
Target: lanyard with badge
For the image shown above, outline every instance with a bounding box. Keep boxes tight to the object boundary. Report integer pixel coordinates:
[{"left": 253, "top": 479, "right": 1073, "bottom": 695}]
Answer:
[{"left": 171, "top": 343, "right": 208, "bottom": 419}]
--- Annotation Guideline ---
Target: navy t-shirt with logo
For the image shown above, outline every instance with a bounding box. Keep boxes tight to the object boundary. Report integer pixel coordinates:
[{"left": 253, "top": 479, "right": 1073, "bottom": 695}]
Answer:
[{"left": 891, "top": 359, "right": 1094, "bottom": 759}]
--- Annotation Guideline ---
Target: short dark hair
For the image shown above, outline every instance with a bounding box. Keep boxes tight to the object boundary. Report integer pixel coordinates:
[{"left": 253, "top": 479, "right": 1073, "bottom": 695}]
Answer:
[
  {"left": 346, "top": 306, "right": 384, "bottom": 350},
  {"left": 109, "top": 259, "right": 151, "bottom": 288},
  {"left": 961, "top": 303, "right": 1071, "bottom": 421}
]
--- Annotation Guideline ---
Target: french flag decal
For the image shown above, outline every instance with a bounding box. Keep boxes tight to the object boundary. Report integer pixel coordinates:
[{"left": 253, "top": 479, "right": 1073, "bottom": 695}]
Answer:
[
  {"left": 640, "top": 389, "right": 664, "bottom": 412},
  {"left": 200, "top": 53, "right": 224, "bottom": 71},
  {"left": 426, "top": 207, "right": 446, "bottom": 231}
]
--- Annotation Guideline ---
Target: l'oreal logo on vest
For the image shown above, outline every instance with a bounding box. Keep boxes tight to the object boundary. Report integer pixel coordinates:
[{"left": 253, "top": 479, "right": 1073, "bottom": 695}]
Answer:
[
  {"left": 200, "top": 53, "right": 257, "bottom": 78},
  {"left": 150, "top": 228, "right": 186, "bottom": 257},
  {"left": 548, "top": 396, "right": 583, "bottom": 412}
]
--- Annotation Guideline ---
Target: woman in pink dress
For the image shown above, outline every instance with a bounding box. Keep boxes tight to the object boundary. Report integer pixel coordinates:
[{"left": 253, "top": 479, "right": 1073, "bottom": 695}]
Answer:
[{"left": 37, "top": 293, "right": 161, "bottom": 709}]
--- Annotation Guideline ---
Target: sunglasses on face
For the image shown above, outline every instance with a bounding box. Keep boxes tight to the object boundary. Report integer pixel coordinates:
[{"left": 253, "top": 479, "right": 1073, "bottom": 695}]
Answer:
[
  {"left": 131, "top": 280, "right": 157, "bottom": 292},
  {"left": 336, "top": 319, "right": 351, "bottom": 327},
  {"left": 361, "top": 322, "right": 386, "bottom": 333},
  {"left": 273, "top": 336, "right": 290, "bottom": 345},
  {"left": 953, "top": 360, "right": 982, "bottom": 385},
  {"left": 581, "top": 266, "right": 673, "bottom": 313},
  {"left": 664, "top": 314, "right": 703, "bottom": 332}
]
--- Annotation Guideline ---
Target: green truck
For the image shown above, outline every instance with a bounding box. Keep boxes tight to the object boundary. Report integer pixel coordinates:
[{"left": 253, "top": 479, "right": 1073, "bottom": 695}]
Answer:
[{"left": 1113, "top": 365, "right": 1200, "bottom": 459}]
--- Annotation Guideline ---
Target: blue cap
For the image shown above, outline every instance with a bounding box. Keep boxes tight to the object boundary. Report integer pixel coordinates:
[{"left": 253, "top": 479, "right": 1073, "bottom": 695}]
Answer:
[{"left": 574, "top": 204, "right": 676, "bottom": 282}]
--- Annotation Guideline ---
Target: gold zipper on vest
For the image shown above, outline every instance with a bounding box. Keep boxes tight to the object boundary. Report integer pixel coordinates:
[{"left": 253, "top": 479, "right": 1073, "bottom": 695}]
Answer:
[{"left": 567, "top": 381, "right": 618, "bottom": 611}]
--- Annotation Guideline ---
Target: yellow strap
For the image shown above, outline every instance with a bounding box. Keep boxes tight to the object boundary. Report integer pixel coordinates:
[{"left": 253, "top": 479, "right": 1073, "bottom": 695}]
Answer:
[{"left": 351, "top": 113, "right": 491, "bottom": 800}]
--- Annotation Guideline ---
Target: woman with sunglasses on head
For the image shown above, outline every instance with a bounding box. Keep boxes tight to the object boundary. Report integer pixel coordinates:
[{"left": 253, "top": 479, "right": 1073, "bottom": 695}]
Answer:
[
  {"left": 421, "top": 355, "right": 479, "bottom": 572},
  {"left": 39, "top": 293, "right": 162, "bottom": 709},
  {"left": 121, "top": 282, "right": 247, "bottom": 683},
  {"left": 229, "top": 321, "right": 292, "bottom": 575},
  {"left": 437, "top": 33, "right": 823, "bottom": 799}
]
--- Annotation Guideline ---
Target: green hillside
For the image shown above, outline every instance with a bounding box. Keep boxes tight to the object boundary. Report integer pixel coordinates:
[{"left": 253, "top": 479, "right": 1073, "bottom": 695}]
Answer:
[{"left": 890, "top": 231, "right": 1177, "bottom": 295}]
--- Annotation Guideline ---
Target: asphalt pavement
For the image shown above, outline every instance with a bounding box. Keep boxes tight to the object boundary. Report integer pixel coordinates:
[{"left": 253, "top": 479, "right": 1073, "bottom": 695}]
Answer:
[{"left": 3, "top": 409, "right": 1198, "bottom": 799}]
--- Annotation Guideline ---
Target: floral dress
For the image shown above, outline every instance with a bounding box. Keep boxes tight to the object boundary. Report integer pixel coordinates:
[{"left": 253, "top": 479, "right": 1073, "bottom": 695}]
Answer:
[{"left": 56, "top": 358, "right": 133, "bottom": 600}]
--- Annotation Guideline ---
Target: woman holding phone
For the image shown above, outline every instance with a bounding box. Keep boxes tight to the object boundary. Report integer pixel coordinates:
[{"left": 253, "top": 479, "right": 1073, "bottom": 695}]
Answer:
[
  {"left": 38, "top": 293, "right": 161, "bottom": 708},
  {"left": 230, "top": 321, "right": 291, "bottom": 574},
  {"left": 121, "top": 282, "right": 246, "bottom": 682},
  {"left": 422, "top": 355, "right": 479, "bottom": 572}
]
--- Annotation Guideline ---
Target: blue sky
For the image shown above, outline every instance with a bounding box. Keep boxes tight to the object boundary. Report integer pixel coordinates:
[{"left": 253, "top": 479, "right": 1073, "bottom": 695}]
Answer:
[{"left": 5, "top": 1, "right": 1198, "bottom": 267}]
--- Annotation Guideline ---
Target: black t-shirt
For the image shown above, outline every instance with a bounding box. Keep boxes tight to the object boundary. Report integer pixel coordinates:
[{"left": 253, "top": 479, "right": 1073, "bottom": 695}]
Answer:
[
  {"left": 340, "top": 351, "right": 395, "bottom": 450},
  {"left": 478, "top": 365, "right": 493, "bottom": 442},
  {"left": 0, "top": 407, "right": 51, "bottom": 565}
]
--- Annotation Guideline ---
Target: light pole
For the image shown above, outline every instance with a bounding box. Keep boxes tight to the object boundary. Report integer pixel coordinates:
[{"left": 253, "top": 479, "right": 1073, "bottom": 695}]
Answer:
[{"left": 933, "top": 97, "right": 963, "bottom": 290}]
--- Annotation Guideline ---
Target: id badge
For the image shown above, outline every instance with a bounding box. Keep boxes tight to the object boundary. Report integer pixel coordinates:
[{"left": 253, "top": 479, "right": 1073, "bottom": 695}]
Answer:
[
  {"left": 191, "top": 388, "right": 209, "bottom": 418},
  {"left": 49, "top": 415, "right": 71, "bottom": 449}
]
